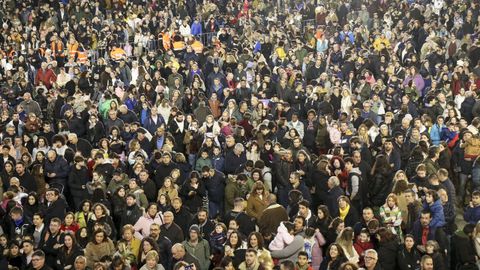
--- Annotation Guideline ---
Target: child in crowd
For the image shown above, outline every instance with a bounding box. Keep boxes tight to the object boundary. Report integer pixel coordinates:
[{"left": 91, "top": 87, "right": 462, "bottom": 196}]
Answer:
[
  {"left": 295, "top": 251, "right": 313, "bottom": 270},
  {"left": 268, "top": 221, "right": 295, "bottom": 251},
  {"left": 464, "top": 190, "right": 480, "bottom": 224},
  {"left": 354, "top": 229, "right": 374, "bottom": 267}
]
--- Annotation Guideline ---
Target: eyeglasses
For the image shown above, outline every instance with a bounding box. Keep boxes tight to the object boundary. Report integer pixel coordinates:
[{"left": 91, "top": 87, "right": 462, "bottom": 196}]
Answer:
[{"left": 365, "top": 256, "right": 377, "bottom": 261}]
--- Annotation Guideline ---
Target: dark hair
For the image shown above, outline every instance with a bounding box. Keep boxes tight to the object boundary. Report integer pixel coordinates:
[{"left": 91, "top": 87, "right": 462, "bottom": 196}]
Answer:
[
  {"left": 280, "top": 260, "right": 295, "bottom": 270},
  {"left": 376, "top": 227, "right": 395, "bottom": 243},
  {"left": 247, "top": 232, "right": 265, "bottom": 250}
]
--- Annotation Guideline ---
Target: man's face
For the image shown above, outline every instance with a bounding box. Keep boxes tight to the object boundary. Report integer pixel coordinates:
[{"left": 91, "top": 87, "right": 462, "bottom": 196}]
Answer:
[
  {"left": 33, "top": 215, "right": 43, "bottom": 226},
  {"left": 46, "top": 191, "right": 58, "bottom": 202},
  {"left": 15, "top": 164, "right": 25, "bottom": 174},
  {"left": 189, "top": 231, "right": 198, "bottom": 241},
  {"left": 23, "top": 242, "right": 33, "bottom": 254},
  {"left": 47, "top": 152, "right": 56, "bottom": 162},
  {"left": 422, "top": 258, "right": 434, "bottom": 270},
  {"left": 420, "top": 213, "right": 432, "bottom": 227},
  {"left": 172, "top": 247, "right": 184, "bottom": 260},
  {"left": 363, "top": 209, "right": 374, "bottom": 222},
  {"left": 32, "top": 255, "right": 45, "bottom": 269},
  {"left": 384, "top": 142, "right": 393, "bottom": 151},
  {"left": 245, "top": 251, "right": 256, "bottom": 266},
  {"left": 299, "top": 205, "right": 308, "bottom": 217},
  {"left": 345, "top": 162, "right": 353, "bottom": 172},
  {"left": 163, "top": 213, "right": 173, "bottom": 224},
  {"left": 289, "top": 174, "right": 298, "bottom": 185},
  {"left": 49, "top": 221, "right": 60, "bottom": 234},
  {"left": 297, "top": 255, "right": 308, "bottom": 267},
  {"left": 364, "top": 252, "right": 378, "bottom": 269},
  {"left": 198, "top": 211, "right": 207, "bottom": 223},
  {"left": 404, "top": 192, "right": 415, "bottom": 204},
  {"left": 126, "top": 197, "right": 136, "bottom": 206},
  {"left": 150, "top": 225, "right": 160, "bottom": 238},
  {"left": 139, "top": 172, "right": 148, "bottom": 182}
]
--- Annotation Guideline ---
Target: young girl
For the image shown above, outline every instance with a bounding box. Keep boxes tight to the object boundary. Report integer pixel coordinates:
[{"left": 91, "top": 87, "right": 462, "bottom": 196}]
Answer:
[
  {"left": 268, "top": 221, "right": 295, "bottom": 250},
  {"left": 61, "top": 212, "right": 80, "bottom": 234},
  {"left": 379, "top": 193, "right": 403, "bottom": 239}
]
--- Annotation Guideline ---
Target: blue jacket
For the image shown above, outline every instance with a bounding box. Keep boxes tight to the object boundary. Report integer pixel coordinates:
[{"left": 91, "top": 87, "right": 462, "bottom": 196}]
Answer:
[
  {"left": 191, "top": 22, "right": 202, "bottom": 35},
  {"left": 464, "top": 205, "right": 480, "bottom": 224},
  {"left": 423, "top": 199, "right": 445, "bottom": 229},
  {"left": 429, "top": 124, "right": 445, "bottom": 145}
]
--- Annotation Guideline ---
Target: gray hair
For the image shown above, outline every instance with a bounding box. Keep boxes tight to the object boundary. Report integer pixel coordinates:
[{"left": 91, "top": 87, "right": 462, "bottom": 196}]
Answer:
[{"left": 234, "top": 143, "right": 245, "bottom": 153}]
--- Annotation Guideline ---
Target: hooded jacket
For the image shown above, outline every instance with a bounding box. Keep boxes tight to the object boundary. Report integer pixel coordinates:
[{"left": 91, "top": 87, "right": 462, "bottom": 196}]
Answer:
[
  {"left": 134, "top": 212, "right": 164, "bottom": 239},
  {"left": 422, "top": 199, "right": 446, "bottom": 229},
  {"left": 183, "top": 225, "right": 211, "bottom": 270}
]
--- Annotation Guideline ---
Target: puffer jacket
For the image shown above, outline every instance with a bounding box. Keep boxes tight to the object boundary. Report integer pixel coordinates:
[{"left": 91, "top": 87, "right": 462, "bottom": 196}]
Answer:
[
  {"left": 134, "top": 212, "right": 164, "bottom": 238},
  {"left": 423, "top": 199, "right": 445, "bottom": 229}
]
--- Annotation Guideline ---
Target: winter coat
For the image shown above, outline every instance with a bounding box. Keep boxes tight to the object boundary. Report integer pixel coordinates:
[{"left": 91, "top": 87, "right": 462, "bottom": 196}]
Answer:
[
  {"left": 183, "top": 238, "right": 211, "bottom": 270},
  {"left": 85, "top": 240, "right": 116, "bottom": 268},
  {"left": 369, "top": 171, "right": 393, "bottom": 207},
  {"left": 464, "top": 204, "right": 480, "bottom": 224},
  {"left": 270, "top": 234, "right": 305, "bottom": 262},
  {"left": 204, "top": 171, "right": 225, "bottom": 203},
  {"left": 422, "top": 199, "right": 445, "bottom": 229},
  {"left": 396, "top": 246, "right": 421, "bottom": 270},
  {"left": 377, "top": 240, "right": 398, "bottom": 270},
  {"left": 269, "top": 222, "right": 294, "bottom": 250},
  {"left": 120, "top": 204, "right": 144, "bottom": 228},
  {"left": 247, "top": 194, "right": 269, "bottom": 221},
  {"left": 180, "top": 181, "right": 206, "bottom": 214},
  {"left": 68, "top": 166, "right": 89, "bottom": 198},
  {"left": 44, "top": 156, "right": 70, "bottom": 184},
  {"left": 134, "top": 212, "right": 164, "bottom": 239},
  {"left": 311, "top": 231, "right": 327, "bottom": 269}
]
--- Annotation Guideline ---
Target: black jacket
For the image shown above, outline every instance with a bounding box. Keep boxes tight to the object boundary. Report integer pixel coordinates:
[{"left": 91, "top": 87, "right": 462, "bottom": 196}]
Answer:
[
  {"left": 68, "top": 166, "right": 89, "bottom": 198},
  {"left": 120, "top": 204, "right": 143, "bottom": 228},
  {"left": 15, "top": 171, "right": 37, "bottom": 193},
  {"left": 173, "top": 206, "right": 194, "bottom": 236},
  {"left": 160, "top": 222, "right": 184, "bottom": 244},
  {"left": 43, "top": 198, "right": 67, "bottom": 225},
  {"left": 377, "top": 239, "right": 398, "bottom": 270},
  {"left": 396, "top": 245, "right": 421, "bottom": 270},
  {"left": 369, "top": 171, "right": 393, "bottom": 207},
  {"left": 334, "top": 205, "right": 359, "bottom": 227}
]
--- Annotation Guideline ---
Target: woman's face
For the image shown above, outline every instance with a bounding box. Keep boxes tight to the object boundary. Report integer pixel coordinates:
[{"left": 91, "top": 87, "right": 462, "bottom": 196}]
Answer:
[
  {"left": 123, "top": 230, "right": 133, "bottom": 241},
  {"left": 252, "top": 172, "right": 260, "bottom": 181},
  {"left": 329, "top": 245, "right": 339, "bottom": 258},
  {"left": 387, "top": 197, "right": 395, "bottom": 208},
  {"left": 338, "top": 199, "right": 347, "bottom": 209},
  {"left": 146, "top": 257, "right": 157, "bottom": 268},
  {"left": 256, "top": 188, "right": 264, "bottom": 195},
  {"left": 38, "top": 139, "right": 45, "bottom": 147},
  {"left": 405, "top": 237, "right": 414, "bottom": 249},
  {"left": 64, "top": 236, "right": 73, "bottom": 248},
  {"left": 230, "top": 233, "right": 238, "bottom": 245},
  {"left": 82, "top": 203, "right": 90, "bottom": 212},
  {"left": 10, "top": 245, "right": 19, "bottom": 256},
  {"left": 143, "top": 241, "right": 152, "bottom": 252},
  {"left": 426, "top": 244, "right": 434, "bottom": 254},
  {"left": 65, "top": 214, "right": 74, "bottom": 225},
  {"left": 298, "top": 153, "right": 306, "bottom": 162},
  {"left": 249, "top": 235, "right": 258, "bottom": 248},
  {"left": 333, "top": 159, "right": 340, "bottom": 168},
  {"left": 5, "top": 163, "right": 12, "bottom": 172},
  {"left": 93, "top": 172, "right": 100, "bottom": 181},
  {"left": 225, "top": 261, "right": 235, "bottom": 270},
  {"left": 337, "top": 222, "right": 345, "bottom": 233},
  {"left": 94, "top": 206, "right": 103, "bottom": 217},
  {"left": 28, "top": 196, "right": 36, "bottom": 205},
  {"left": 317, "top": 209, "right": 325, "bottom": 219},
  {"left": 95, "top": 232, "right": 104, "bottom": 244},
  {"left": 164, "top": 178, "right": 172, "bottom": 187}
]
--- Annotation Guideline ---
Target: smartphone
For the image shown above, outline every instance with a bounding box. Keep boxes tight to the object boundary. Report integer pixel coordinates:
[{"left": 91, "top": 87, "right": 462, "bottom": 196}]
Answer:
[{"left": 185, "top": 264, "right": 194, "bottom": 270}]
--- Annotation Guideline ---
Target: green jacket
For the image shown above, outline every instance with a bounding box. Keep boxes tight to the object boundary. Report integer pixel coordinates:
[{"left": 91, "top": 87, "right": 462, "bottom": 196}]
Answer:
[
  {"left": 423, "top": 158, "right": 440, "bottom": 176},
  {"left": 183, "top": 239, "right": 211, "bottom": 270}
]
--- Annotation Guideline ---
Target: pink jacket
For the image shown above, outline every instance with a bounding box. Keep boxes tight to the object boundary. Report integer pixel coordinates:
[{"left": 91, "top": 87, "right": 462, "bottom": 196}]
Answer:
[
  {"left": 269, "top": 222, "right": 294, "bottom": 251},
  {"left": 134, "top": 212, "right": 164, "bottom": 239},
  {"left": 311, "top": 231, "right": 327, "bottom": 269}
]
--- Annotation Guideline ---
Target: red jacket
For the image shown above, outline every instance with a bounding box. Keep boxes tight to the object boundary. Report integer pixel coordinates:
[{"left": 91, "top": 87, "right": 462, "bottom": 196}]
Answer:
[{"left": 35, "top": 68, "right": 57, "bottom": 89}]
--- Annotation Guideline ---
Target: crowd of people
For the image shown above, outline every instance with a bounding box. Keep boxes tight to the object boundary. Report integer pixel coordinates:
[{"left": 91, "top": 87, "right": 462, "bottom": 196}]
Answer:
[{"left": 1, "top": 0, "right": 480, "bottom": 269}]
